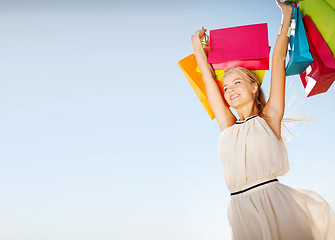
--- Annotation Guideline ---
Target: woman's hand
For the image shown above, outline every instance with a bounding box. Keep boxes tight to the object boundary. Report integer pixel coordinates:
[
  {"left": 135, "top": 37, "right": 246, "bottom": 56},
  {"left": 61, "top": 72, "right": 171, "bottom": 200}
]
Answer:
[
  {"left": 276, "top": 0, "right": 294, "bottom": 16},
  {"left": 191, "top": 27, "right": 207, "bottom": 42}
]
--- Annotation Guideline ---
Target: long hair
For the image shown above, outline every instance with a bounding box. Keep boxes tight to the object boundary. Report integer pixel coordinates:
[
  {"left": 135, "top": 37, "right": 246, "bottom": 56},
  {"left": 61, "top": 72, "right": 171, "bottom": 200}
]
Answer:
[{"left": 223, "top": 66, "right": 310, "bottom": 142}]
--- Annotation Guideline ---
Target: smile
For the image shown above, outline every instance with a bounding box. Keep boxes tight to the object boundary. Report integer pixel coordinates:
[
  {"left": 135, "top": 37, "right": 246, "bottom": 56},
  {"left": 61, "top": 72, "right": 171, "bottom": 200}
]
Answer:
[{"left": 230, "top": 94, "right": 239, "bottom": 100}]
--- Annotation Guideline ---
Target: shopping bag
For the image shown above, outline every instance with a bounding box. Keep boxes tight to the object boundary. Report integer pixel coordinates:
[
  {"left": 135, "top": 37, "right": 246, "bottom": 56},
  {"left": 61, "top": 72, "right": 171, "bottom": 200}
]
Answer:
[
  {"left": 195, "top": 66, "right": 265, "bottom": 84},
  {"left": 207, "top": 23, "right": 269, "bottom": 64},
  {"left": 178, "top": 54, "right": 225, "bottom": 119},
  {"left": 211, "top": 57, "right": 269, "bottom": 70},
  {"left": 300, "top": 0, "right": 335, "bottom": 56},
  {"left": 210, "top": 46, "right": 271, "bottom": 71},
  {"left": 299, "top": 15, "right": 335, "bottom": 97},
  {"left": 285, "top": 5, "right": 314, "bottom": 76}
]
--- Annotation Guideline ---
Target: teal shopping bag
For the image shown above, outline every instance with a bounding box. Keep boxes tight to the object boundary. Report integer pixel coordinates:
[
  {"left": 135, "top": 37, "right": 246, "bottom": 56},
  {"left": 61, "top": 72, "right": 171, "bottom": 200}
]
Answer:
[{"left": 285, "top": 5, "right": 314, "bottom": 76}]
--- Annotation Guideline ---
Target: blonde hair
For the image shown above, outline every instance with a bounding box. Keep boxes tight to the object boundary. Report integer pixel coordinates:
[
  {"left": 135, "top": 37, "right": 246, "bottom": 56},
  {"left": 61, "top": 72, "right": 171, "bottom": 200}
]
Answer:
[
  {"left": 223, "top": 66, "right": 267, "bottom": 118},
  {"left": 223, "top": 67, "right": 310, "bottom": 142}
]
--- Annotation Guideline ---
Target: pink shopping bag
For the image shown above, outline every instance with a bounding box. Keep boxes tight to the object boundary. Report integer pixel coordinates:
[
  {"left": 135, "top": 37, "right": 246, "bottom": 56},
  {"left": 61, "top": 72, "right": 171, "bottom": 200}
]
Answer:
[
  {"left": 211, "top": 57, "right": 269, "bottom": 70},
  {"left": 207, "top": 23, "right": 269, "bottom": 64},
  {"left": 299, "top": 14, "right": 335, "bottom": 97}
]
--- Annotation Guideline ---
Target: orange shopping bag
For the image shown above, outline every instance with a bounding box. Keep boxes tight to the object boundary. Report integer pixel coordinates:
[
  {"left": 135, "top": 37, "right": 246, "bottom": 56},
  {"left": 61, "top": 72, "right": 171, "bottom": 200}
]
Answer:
[{"left": 178, "top": 53, "right": 225, "bottom": 120}]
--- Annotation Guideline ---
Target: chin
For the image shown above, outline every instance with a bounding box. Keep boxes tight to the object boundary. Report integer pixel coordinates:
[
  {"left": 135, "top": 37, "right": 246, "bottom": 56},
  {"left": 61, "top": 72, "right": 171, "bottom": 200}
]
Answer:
[{"left": 229, "top": 101, "right": 240, "bottom": 109}]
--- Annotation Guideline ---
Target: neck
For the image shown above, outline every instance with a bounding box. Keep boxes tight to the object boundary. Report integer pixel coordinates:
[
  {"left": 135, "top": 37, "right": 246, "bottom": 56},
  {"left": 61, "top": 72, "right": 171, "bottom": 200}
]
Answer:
[{"left": 236, "top": 103, "right": 259, "bottom": 121}]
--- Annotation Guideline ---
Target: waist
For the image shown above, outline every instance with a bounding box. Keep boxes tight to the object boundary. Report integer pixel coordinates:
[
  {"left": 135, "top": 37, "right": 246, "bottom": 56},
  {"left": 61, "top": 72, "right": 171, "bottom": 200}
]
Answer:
[{"left": 230, "top": 178, "right": 279, "bottom": 197}]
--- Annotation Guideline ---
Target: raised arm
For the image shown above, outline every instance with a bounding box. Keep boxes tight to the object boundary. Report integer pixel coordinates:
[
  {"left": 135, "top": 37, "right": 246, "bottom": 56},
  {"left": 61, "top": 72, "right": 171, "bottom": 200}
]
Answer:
[
  {"left": 191, "top": 28, "right": 236, "bottom": 131},
  {"left": 263, "top": 0, "right": 293, "bottom": 138}
]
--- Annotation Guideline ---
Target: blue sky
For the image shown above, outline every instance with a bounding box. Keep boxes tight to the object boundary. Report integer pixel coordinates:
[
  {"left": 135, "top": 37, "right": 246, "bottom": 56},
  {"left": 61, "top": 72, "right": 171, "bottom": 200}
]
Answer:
[{"left": 1, "top": 0, "right": 334, "bottom": 239}]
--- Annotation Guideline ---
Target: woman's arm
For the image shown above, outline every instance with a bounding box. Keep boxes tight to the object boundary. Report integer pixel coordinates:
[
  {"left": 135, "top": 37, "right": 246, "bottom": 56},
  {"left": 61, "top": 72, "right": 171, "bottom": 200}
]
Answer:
[
  {"left": 191, "top": 28, "right": 236, "bottom": 131},
  {"left": 263, "top": 0, "right": 293, "bottom": 139}
]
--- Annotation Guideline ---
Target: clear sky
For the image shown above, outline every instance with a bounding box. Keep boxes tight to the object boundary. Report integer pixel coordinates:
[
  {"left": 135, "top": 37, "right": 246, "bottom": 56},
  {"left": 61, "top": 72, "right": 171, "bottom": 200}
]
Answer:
[{"left": 1, "top": 0, "right": 334, "bottom": 239}]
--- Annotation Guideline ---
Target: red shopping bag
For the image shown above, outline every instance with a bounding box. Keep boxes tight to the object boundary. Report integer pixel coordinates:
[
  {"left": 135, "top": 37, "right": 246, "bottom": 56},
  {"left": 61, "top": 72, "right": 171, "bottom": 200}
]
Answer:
[
  {"left": 207, "top": 23, "right": 269, "bottom": 65},
  {"left": 299, "top": 14, "right": 335, "bottom": 97}
]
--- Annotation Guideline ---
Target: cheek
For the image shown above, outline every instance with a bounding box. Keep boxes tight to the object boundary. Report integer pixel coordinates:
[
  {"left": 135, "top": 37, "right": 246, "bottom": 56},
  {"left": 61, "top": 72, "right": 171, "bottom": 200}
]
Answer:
[
  {"left": 223, "top": 92, "right": 232, "bottom": 103},
  {"left": 235, "top": 85, "right": 244, "bottom": 93},
  {"left": 239, "top": 84, "right": 251, "bottom": 93},
  {"left": 223, "top": 92, "right": 229, "bottom": 101}
]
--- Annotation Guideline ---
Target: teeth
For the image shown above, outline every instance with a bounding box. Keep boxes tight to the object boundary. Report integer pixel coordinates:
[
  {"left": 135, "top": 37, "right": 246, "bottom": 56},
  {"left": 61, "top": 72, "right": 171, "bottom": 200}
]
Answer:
[{"left": 231, "top": 94, "right": 239, "bottom": 100}]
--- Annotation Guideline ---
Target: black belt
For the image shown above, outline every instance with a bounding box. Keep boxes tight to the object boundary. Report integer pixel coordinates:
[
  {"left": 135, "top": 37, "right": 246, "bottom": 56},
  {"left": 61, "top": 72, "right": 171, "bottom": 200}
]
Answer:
[{"left": 230, "top": 179, "right": 278, "bottom": 196}]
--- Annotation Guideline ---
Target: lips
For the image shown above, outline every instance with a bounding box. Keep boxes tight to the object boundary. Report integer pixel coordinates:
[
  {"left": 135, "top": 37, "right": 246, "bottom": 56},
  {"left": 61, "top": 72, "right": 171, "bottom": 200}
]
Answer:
[{"left": 230, "top": 94, "right": 239, "bottom": 100}]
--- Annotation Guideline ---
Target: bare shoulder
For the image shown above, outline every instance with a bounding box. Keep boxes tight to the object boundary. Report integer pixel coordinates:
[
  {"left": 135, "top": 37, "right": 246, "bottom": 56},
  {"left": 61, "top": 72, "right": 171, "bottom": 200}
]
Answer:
[{"left": 217, "top": 113, "right": 237, "bottom": 132}]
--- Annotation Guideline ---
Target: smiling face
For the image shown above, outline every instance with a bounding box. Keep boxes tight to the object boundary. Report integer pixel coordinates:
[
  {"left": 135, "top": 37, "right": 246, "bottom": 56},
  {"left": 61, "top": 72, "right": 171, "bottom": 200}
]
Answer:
[{"left": 223, "top": 71, "right": 258, "bottom": 109}]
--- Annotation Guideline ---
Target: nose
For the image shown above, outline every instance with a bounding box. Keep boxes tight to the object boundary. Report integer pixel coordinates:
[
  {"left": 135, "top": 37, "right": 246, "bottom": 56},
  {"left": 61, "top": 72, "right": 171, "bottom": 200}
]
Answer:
[{"left": 226, "top": 87, "right": 234, "bottom": 93}]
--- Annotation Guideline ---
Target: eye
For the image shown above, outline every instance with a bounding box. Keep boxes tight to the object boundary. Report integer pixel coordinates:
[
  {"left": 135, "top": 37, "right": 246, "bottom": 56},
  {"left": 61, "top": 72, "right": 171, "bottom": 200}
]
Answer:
[
  {"left": 235, "top": 80, "right": 241, "bottom": 85},
  {"left": 223, "top": 87, "right": 227, "bottom": 92}
]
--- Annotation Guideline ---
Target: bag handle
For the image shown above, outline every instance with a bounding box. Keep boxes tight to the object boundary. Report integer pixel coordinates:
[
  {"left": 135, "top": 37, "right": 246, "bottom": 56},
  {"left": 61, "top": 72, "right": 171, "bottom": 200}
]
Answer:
[
  {"left": 192, "top": 33, "right": 210, "bottom": 59},
  {"left": 284, "top": 1, "right": 295, "bottom": 9},
  {"left": 202, "top": 33, "right": 209, "bottom": 55},
  {"left": 284, "top": 1, "right": 297, "bottom": 37}
]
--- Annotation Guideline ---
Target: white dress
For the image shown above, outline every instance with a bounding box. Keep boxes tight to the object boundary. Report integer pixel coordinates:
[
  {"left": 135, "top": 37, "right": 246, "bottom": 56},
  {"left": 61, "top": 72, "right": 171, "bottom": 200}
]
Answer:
[{"left": 218, "top": 115, "right": 335, "bottom": 240}]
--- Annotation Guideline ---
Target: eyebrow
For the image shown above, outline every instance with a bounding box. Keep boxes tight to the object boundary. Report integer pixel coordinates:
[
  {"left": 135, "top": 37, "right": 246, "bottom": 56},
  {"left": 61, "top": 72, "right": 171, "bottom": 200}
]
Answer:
[{"left": 223, "top": 78, "right": 242, "bottom": 88}]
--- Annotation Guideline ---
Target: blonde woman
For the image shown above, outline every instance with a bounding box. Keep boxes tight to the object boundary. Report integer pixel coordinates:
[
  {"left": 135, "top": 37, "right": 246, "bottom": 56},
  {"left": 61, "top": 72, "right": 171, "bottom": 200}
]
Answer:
[{"left": 190, "top": 0, "right": 335, "bottom": 239}]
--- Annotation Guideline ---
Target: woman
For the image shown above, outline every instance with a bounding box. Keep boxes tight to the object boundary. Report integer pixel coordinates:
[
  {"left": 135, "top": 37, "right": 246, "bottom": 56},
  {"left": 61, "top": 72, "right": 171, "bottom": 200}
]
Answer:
[{"left": 191, "top": 0, "right": 335, "bottom": 239}]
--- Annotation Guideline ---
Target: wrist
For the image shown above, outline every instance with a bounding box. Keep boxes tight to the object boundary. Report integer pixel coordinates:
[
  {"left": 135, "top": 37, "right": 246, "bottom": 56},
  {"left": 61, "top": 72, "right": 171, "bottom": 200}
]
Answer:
[
  {"left": 191, "top": 35, "right": 201, "bottom": 42},
  {"left": 281, "top": 12, "right": 292, "bottom": 26},
  {"left": 283, "top": 8, "right": 293, "bottom": 16},
  {"left": 282, "top": 5, "right": 293, "bottom": 18}
]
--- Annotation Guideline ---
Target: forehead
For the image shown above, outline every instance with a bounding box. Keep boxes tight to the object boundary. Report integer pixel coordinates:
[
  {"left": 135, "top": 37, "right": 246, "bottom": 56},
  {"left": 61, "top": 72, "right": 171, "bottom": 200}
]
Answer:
[{"left": 223, "top": 71, "right": 243, "bottom": 84}]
